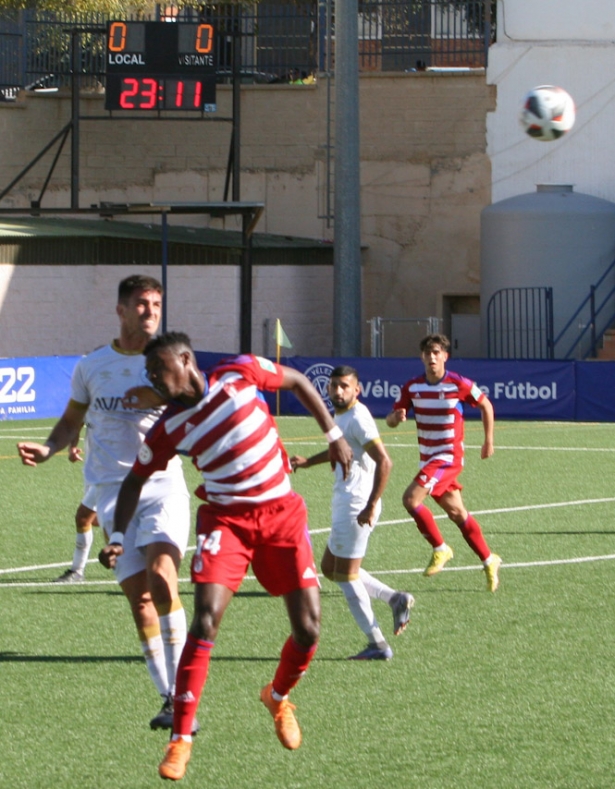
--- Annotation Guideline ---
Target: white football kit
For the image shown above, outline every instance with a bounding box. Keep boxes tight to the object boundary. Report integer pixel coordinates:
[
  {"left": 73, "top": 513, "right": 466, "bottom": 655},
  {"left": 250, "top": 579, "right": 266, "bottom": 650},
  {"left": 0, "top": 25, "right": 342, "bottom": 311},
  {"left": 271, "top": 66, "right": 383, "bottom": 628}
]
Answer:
[
  {"left": 70, "top": 342, "right": 190, "bottom": 583},
  {"left": 328, "top": 401, "right": 383, "bottom": 560}
]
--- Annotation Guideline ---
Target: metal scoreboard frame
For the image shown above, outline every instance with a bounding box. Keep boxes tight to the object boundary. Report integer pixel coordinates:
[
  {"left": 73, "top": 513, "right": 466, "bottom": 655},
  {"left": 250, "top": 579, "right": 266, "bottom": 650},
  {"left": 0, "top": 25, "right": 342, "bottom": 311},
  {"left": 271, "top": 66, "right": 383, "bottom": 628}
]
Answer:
[{"left": 105, "top": 20, "right": 217, "bottom": 112}]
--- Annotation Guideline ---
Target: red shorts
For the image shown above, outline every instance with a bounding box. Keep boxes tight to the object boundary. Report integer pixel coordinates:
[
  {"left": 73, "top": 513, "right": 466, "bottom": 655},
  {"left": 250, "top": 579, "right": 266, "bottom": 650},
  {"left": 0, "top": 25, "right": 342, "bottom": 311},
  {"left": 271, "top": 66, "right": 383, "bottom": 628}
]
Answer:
[
  {"left": 414, "top": 458, "right": 463, "bottom": 499},
  {"left": 191, "top": 492, "right": 319, "bottom": 597}
]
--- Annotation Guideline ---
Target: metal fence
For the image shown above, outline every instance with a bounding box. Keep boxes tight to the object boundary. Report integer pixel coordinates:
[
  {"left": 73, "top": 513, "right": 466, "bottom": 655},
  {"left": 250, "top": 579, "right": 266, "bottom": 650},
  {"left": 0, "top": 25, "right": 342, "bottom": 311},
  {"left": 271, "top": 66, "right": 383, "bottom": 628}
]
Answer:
[
  {"left": 368, "top": 316, "right": 442, "bottom": 357},
  {"left": 487, "top": 287, "right": 554, "bottom": 360},
  {"left": 0, "top": 1, "right": 494, "bottom": 93}
]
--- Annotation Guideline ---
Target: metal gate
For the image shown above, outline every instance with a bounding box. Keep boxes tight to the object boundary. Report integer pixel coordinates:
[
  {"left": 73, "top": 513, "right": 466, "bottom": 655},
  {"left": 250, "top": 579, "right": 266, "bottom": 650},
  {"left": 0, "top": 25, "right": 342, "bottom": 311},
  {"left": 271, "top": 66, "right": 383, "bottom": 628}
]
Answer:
[{"left": 487, "top": 287, "right": 554, "bottom": 360}]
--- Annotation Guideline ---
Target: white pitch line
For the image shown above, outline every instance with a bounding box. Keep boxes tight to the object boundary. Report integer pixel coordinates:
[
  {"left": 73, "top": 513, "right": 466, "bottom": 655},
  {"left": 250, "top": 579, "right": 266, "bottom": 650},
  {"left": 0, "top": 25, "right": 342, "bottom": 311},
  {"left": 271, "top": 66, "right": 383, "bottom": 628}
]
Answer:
[
  {"left": 282, "top": 440, "right": 615, "bottom": 452},
  {"left": 2, "top": 497, "right": 615, "bottom": 584},
  {"left": 308, "top": 496, "right": 615, "bottom": 534},
  {"left": 1, "top": 496, "right": 613, "bottom": 569},
  {"left": 379, "top": 443, "right": 615, "bottom": 452},
  {"left": 2, "top": 553, "right": 615, "bottom": 589}
]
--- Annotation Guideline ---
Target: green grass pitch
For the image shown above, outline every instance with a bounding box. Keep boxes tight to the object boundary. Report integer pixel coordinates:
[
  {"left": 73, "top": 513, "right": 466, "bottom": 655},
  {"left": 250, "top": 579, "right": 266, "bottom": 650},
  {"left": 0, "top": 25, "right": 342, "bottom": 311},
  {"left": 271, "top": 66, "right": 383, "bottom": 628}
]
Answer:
[{"left": 2, "top": 417, "right": 615, "bottom": 788}]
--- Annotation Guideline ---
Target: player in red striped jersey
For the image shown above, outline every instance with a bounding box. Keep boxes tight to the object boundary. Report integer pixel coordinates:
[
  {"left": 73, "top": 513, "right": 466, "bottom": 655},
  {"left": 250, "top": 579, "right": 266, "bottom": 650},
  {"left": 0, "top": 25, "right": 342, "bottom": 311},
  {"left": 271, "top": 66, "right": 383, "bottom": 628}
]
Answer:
[
  {"left": 386, "top": 334, "right": 501, "bottom": 592},
  {"left": 99, "top": 332, "right": 352, "bottom": 781}
]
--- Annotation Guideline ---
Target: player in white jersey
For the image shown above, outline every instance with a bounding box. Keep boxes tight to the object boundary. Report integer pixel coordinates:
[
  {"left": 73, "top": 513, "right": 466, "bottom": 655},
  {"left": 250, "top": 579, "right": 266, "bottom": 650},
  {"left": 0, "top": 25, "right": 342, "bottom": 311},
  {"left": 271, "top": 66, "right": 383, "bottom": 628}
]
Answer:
[
  {"left": 17, "top": 275, "right": 192, "bottom": 729},
  {"left": 291, "top": 366, "right": 414, "bottom": 661}
]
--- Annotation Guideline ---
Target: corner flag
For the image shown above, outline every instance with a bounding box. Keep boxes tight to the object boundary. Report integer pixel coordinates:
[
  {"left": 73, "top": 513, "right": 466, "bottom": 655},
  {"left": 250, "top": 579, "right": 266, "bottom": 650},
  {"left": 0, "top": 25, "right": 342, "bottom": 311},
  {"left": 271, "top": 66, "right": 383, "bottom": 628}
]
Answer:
[{"left": 275, "top": 319, "right": 293, "bottom": 350}]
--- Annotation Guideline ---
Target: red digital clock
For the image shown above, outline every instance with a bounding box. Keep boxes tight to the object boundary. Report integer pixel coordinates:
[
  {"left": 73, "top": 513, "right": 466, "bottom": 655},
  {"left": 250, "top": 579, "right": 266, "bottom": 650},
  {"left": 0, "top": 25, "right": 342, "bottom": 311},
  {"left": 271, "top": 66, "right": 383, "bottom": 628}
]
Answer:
[
  {"left": 105, "top": 21, "right": 217, "bottom": 112},
  {"left": 107, "top": 76, "right": 216, "bottom": 111}
]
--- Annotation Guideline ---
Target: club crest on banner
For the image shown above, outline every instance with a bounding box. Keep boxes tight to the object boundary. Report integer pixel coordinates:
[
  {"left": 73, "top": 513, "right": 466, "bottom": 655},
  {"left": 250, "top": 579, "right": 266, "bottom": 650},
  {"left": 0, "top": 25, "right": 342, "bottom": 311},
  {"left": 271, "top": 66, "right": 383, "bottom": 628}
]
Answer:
[{"left": 304, "top": 363, "right": 335, "bottom": 410}]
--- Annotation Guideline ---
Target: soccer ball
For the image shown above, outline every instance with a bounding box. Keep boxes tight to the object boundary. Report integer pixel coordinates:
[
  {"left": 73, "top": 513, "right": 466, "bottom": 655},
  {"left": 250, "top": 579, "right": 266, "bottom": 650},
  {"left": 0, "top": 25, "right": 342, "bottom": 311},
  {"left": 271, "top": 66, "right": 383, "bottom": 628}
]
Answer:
[{"left": 519, "top": 85, "right": 576, "bottom": 142}]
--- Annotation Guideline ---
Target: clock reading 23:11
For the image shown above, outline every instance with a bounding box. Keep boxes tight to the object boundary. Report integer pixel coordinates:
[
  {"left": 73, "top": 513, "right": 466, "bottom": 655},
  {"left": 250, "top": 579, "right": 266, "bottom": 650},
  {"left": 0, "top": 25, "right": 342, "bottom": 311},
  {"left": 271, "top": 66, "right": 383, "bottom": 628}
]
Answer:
[{"left": 105, "top": 20, "right": 217, "bottom": 111}]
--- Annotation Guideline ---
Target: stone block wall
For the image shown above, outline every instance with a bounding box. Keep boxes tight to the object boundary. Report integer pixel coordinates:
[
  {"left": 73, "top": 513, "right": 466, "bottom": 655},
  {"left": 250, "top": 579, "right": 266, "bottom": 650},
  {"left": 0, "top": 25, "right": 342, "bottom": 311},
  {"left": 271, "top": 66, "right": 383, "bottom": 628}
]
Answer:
[{"left": 0, "top": 72, "right": 494, "bottom": 357}]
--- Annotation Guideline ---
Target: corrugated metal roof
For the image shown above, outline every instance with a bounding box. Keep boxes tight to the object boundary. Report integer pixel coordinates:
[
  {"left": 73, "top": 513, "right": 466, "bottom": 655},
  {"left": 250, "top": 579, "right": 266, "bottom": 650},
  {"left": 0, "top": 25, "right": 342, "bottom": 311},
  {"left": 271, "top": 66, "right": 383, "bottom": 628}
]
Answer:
[{"left": 0, "top": 217, "right": 334, "bottom": 251}]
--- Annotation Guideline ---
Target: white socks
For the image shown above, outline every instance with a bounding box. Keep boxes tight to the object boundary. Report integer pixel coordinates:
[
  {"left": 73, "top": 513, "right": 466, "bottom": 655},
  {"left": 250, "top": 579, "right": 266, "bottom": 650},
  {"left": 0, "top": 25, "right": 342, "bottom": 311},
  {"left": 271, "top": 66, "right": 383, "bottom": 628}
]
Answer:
[
  {"left": 72, "top": 529, "right": 94, "bottom": 573},
  {"left": 140, "top": 631, "right": 169, "bottom": 696},
  {"left": 159, "top": 607, "right": 187, "bottom": 693},
  {"left": 359, "top": 568, "right": 395, "bottom": 604},
  {"left": 338, "top": 579, "right": 386, "bottom": 645}
]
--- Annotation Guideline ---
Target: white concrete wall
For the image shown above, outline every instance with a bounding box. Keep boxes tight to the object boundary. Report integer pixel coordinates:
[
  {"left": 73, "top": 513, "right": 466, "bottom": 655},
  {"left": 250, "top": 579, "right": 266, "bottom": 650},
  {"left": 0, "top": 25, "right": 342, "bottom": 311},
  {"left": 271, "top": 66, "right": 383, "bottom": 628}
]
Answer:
[
  {"left": 487, "top": 0, "right": 615, "bottom": 205},
  {"left": 499, "top": 0, "right": 615, "bottom": 41},
  {"left": 0, "top": 264, "right": 333, "bottom": 358}
]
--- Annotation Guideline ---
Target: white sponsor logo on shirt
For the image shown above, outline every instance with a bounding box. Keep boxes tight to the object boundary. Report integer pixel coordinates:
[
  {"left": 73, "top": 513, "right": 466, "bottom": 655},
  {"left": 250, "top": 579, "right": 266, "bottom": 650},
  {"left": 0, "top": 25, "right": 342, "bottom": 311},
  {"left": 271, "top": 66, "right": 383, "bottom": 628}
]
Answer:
[{"left": 138, "top": 443, "right": 153, "bottom": 464}]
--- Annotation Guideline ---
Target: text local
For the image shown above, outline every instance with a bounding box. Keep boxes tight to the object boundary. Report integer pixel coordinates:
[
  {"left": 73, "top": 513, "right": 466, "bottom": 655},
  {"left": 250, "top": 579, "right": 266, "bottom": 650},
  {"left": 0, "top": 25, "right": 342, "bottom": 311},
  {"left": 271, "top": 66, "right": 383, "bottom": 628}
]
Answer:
[{"left": 108, "top": 53, "right": 146, "bottom": 66}]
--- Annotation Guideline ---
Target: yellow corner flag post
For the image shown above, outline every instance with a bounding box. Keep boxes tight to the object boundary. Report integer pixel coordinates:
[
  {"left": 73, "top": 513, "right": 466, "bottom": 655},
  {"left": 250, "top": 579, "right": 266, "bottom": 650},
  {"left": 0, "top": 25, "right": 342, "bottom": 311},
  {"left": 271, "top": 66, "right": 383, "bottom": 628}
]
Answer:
[{"left": 275, "top": 319, "right": 293, "bottom": 416}]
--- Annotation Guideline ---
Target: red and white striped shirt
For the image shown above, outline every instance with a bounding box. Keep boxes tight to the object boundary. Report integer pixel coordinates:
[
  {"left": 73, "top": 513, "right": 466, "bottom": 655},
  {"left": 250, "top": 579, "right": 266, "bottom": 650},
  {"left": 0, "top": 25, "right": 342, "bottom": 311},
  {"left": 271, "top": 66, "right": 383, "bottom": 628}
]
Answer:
[
  {"left": 132, "top": 355, "right": 292, "bottom": 506},
  {"left": 393, "top": 371, "right": 484, "bottom": 469}
]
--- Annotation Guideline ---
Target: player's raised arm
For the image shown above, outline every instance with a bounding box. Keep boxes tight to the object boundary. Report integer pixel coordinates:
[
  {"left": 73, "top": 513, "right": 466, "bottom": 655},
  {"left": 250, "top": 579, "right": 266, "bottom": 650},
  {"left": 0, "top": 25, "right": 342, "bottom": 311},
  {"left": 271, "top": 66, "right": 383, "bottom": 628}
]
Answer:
[
  {"left": 17, "top": 400, "right": 87, "bottom": 466},
  {"left": 280, "top": 366, "right": 353, "bottom": 478}
]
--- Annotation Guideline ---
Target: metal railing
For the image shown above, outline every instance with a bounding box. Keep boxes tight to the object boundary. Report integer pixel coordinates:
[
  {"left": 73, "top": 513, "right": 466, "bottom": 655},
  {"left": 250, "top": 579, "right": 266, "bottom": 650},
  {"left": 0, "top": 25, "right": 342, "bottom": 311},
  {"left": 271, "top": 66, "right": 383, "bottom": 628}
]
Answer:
[
  {"left": 552, "top": 257, "right": 615, "bottom": 360},
  {"left": 487, "top": 287, "right": 554, "bottom": 360},
  {"left": 0, "top": 1, "right": 494, "bottom": 92},
  {"left": 368, "top": 316, "right": 442, "bottom": 357}
]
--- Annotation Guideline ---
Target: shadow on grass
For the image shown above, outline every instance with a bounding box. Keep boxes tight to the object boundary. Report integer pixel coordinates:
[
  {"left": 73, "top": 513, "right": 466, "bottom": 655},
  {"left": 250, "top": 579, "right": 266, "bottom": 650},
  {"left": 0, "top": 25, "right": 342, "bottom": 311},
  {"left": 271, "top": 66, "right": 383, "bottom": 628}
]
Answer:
[
  {"left": 0, "top": 652, "right": 143, "bottom": 663},
  {"left": 17, "top": 588, "right": 126, "bottom": 596},
  {"left": 0, "top": 651, "right": 329, "bottom": 664}
]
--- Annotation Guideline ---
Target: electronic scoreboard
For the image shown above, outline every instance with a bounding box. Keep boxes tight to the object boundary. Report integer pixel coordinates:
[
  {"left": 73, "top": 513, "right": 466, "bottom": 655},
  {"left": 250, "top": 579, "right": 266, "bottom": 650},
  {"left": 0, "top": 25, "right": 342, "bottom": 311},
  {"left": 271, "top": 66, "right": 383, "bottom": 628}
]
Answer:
[{"left": 105, "top": 21, "right": 217, "bottom": 111}]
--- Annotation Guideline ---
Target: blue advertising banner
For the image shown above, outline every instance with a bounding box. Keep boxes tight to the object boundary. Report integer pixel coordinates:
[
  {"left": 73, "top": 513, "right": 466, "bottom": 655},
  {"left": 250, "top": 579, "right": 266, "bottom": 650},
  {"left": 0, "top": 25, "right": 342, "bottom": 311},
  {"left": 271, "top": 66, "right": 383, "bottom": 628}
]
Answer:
[
  {"left": 283, "top": 357, "right": 577, "bottom": 420},
  {"left": 2, "top": 353, "right": 614, "bottom": 423},
  {"left": 0, "top": 356, "right": 81, "bottom": 420},
  {"left": 575, "top": 362, "right": 615, "bottom": 422}
]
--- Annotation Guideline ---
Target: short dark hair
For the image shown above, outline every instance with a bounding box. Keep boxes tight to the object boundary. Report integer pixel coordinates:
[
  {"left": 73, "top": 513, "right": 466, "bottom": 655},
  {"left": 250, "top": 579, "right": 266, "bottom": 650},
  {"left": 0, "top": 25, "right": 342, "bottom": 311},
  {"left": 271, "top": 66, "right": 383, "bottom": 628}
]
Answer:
[
  {"left": 143, "top": 331, "right": 193, "bottom": 357},
  {"left": 118, "top": 274, "right": 163, "bottom": 304},
  {"left": 419, "top": 333, "right": 450, "bottom": 354},
  {"left": 330, "top": 365, "right": 359, "bottom": 382}
]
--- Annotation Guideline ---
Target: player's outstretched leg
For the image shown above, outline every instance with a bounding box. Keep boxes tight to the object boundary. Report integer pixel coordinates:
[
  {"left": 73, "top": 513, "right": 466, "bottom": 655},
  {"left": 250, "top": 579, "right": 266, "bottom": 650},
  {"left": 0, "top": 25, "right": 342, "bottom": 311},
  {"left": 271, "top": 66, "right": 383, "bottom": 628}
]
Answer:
[
  {"left": 358, "top": 569, "right": 415, "bottom": 638},
  {"left": 389, "top": 591, "right": 415, "bottom": 635}
]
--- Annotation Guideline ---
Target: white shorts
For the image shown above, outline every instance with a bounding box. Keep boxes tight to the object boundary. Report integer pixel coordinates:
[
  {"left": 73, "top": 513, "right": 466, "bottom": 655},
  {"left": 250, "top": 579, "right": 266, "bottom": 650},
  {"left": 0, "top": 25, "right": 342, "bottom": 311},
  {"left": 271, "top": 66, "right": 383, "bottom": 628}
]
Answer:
[
  {"left": 81, "top": 484, "right": 98, "bottom": 512},
  {"left": 327, "top": 494, "right": 382, "bottom": 560},
  {"left": 96, "top": 475, "right": 191, "bottom": 585}
]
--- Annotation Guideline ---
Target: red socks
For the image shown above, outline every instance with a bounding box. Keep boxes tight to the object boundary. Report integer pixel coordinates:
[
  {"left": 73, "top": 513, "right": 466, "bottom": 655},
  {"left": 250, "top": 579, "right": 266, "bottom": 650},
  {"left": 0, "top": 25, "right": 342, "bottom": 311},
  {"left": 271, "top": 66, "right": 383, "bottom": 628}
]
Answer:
[
  {"left": 173, "top": 633, "right": 214, "bottom": 736},
  {"left": 459, "top": 513, "right": 491, "bottom": 562},
  {"left": 172, "top": 634, "right": 317, "bottom": 732},
  {"left": 410, "top": 503, "right": 444, "bottom": 548},
  {"left": 411, "top": 505, "right": 490, "bottom": 562},
  {"left": 272, "top": 637, "right": 318, "bottom": 697}
]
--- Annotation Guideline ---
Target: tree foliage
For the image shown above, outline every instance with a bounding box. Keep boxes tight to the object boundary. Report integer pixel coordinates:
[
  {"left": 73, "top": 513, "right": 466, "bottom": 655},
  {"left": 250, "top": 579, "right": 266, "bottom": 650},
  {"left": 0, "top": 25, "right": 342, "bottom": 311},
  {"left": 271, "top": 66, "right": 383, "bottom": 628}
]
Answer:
[
  {"left": 451, "top": 0, "right": 497, "bottom": 39},
  {"left": 0, "top": 0, "right": 152, "bottom": 13}
]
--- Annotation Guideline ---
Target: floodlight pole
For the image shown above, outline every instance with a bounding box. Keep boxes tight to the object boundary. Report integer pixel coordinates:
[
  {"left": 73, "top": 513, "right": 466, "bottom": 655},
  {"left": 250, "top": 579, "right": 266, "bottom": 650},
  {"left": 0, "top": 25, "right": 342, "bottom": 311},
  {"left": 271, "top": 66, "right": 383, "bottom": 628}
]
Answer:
[
  {"left": 333, "top": 0, "right": 362, "bottom": 357},
  {"left": 71, "top": 28, "right": 80, "bottom": 209}
]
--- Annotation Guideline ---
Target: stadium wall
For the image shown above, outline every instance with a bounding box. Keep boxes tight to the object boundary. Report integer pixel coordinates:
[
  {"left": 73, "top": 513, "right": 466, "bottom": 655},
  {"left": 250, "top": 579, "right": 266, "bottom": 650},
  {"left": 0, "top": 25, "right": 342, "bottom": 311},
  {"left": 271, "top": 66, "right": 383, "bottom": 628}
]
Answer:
[
  {"left": 0, "top": 73, "right": 494, "bottom": 356},
  {"left": 0, "top": 263, "right": 333, "bottom": 358}
]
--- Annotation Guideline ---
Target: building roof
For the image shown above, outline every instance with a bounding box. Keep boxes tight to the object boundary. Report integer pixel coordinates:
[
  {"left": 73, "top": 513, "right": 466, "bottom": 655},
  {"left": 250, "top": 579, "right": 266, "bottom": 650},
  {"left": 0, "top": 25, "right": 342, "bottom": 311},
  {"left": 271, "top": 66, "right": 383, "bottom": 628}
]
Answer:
[{"left": 0, "top": 216, "right": 333, "bottom": 251}]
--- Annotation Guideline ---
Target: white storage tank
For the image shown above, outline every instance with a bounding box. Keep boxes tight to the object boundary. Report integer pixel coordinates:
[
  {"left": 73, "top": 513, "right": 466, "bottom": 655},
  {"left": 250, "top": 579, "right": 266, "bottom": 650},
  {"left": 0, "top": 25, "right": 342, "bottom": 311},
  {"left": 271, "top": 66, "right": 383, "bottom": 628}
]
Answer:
[{"left": 480, "top": 184, "right": 615, "bottom": 358}]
